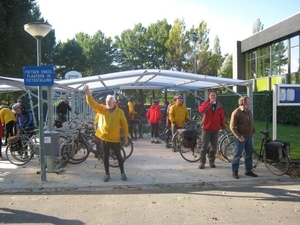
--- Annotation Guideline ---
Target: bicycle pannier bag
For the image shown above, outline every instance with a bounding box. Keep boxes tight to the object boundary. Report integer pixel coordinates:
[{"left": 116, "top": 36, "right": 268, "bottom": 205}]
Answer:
[
  {"left": 182, "top": 130, "right": 197, "bottom": 148},
  {"left": 265, "top": 141, "right": 290, "bottom": 160},
  {"left": 8, "top": 136, "right": 22, "bottom": 151}
]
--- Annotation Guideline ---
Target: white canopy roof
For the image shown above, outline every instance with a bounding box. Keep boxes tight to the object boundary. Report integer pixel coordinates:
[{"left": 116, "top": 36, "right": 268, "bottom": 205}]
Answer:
[{"left": 0, "top": 69, "right": 251, "bottom": 94}]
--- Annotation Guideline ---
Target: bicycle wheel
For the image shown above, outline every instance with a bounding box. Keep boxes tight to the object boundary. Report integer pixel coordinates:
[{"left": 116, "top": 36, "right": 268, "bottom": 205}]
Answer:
[
  {"left": 219, "top": 134, "right": 235, "bottom": 160},
  {"left": 172, "top": 132, "right": 181, "bottom": 152},
  {"left": 58, "top": 135, "right": 69, "bottom": 146},
  {"left": 62, "top": 141, "right": 90, "bottom": 164},
  {"left": 163, "top": 128, "right": 172, "bottom": 148},
  {"left": 179, "top": 140, "right": 200, "bottom": 162},
  {"left": 121, "top": 137, "right": 134, "bottom": 159},
  {"left": 142, "top": 123, "right": 151, "bottom": 136},
  {"left": 263, "top": 146, "right": 290, "bottom": 176},
  {"left": 224, "top": 141, "right": 245, "bottom": 164},
  {"left": 109, "top": 146, "right": 126, "bottom": 168},
  {"left": 5, "top": 141, "right": 34, "bottom": 166}
]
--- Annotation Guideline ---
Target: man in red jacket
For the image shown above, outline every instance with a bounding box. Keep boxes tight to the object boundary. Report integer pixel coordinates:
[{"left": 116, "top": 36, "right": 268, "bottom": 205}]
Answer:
[{"left": 198, "top": 91, "right": 226, "bottom": 169}]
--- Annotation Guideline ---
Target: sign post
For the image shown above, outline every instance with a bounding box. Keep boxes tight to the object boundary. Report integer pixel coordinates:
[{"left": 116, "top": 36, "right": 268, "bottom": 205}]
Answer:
[{"left": 23, "top": 66, "right": 54, "bottom": 181}]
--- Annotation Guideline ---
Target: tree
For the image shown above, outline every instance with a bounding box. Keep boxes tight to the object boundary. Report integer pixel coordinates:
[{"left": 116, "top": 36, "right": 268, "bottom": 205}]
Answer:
[
  {"left": 253, "top": 18, "right": 264, "bottom": 34},
  {"left": 192, "top": 21, "right": 212, "bottom": 75},
  {"left": 75, "top": 31, "right": 117, "bottom": 76},
  {"left": 209, "top": 36, "right": 223, "bottom": 76},
  {"left": 115, "top": 23, "right": 149, "bottom": 70},
  {"left": 165, "top": 19, "right": 190, "bottom": 71},
  {"left": 0, "top": 1, "right": 55, "bottom": 77},
  {"left": 218, "top": 54, "right": 233, "bottom": 78},
  {"left": 0, "top": 0, "right": 37, "bottom": 77},
  {"left": 53, "top": 39, "right": 86, "bottom": 79}
]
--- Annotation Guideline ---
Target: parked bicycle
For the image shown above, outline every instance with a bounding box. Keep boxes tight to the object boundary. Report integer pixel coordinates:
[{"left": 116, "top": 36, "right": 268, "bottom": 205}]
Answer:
[
  {"left": 217, "top": 130, "right": 235, "bottom": 161},
  {"left": 224, "top": 130, "right": 290, "bottom": 176},
  {"left": 5, "top": 128, "right": 39, "bottom": 166},
  {"left": 60, "top": 128, "right": 126, "bottom": 167}
]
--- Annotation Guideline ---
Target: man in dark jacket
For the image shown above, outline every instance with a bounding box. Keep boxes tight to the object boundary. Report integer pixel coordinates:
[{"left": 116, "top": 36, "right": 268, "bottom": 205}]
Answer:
[{"left": 56, "top": 99, "right": 72, "bottom": 122}]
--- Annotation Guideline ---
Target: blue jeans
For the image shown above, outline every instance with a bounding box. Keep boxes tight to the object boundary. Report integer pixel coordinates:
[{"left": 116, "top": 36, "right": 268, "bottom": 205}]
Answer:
[{"left": 232, "top": 136, "right": 253, "bottom": 173}]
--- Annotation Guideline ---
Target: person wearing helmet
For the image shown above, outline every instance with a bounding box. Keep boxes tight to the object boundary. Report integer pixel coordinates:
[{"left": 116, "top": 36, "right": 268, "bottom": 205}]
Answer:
[
  {"left": 12, "top": 103, "right": 34, "bottom": 134},
  {"left": 169, "top": 95, "right": 190, "bottom": 147},
  {"left": 0, "top": 107, "right": 16, "bottom": 146}
]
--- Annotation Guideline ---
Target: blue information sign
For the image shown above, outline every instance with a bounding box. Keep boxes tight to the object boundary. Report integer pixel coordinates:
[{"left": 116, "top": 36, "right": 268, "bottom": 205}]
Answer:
[
  {"left": 278, "top": 85, "right": 300, "bottom": 105},
  {"left": 23, "top": 66, "right": 54, "bottom": 86}
]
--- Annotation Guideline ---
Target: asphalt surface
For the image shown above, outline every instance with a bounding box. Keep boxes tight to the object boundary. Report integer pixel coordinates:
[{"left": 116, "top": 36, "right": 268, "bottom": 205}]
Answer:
[{"left": 0, "top": 136, "right": 299, "bottom": 224}]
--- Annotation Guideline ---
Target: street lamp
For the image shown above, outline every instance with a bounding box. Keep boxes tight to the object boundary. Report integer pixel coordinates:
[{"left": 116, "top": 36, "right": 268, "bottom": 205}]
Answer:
[
  {"left": 192, "top": 32, "right": 198, "bottom": 74},
  {"left": 24, "top": 22, "right": 52, "bottom": 182}
]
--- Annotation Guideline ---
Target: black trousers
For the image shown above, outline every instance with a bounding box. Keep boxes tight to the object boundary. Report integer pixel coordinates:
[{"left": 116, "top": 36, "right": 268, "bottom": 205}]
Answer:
[{"left": 5, "top": 120, "right": 15, "bottom": 144}]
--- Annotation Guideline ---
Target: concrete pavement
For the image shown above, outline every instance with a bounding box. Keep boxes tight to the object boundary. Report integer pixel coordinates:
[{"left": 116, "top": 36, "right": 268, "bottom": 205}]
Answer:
[
  {"left": 1, "top": 136, "right": 300, "bottom": 224},
  {"left": 0, "top": 135, "right": 298, "bottom": 192}
]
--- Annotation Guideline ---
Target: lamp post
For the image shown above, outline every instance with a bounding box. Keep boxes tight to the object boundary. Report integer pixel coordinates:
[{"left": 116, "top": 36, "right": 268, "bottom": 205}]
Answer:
[
  {"left": 24, "top": 22, "right": 52, "bottom": 181},
  {"left": 192, "top": 32, "right": 198, "bottom": 74}
]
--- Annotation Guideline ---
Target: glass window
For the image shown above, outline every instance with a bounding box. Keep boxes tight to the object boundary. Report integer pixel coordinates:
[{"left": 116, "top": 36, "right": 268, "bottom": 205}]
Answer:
[
  {"left": 291, "top": 46, "right": 300, "bottom": 73},
  {"left": 291, "top": 35, "right": 299, "bottom": 48},
  {"left": 271, "top": 41, "right": 288, "bottom": 76}
]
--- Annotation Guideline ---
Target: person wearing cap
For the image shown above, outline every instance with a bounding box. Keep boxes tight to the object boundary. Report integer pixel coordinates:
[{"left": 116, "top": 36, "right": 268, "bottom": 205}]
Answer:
[
  {"left": 198, "top": 90, "right": 226, "bottom": 169},
  {"left": 12, "top": 103, "right": 34, "bottom": 134},
  {"left": 169, "top": 95, "right": 190, "bottom": 139},
  {"left": 0, "top": 107, "right": 16, "bottom": 146},
  {"left": 127, "top": 97, "right": 137, "bottom": 140},
  {"left": 83, "top": 85, "right": 129, "bottom": 182},
  {"left": 56, "top": 99, "right": 72, "bottom": 122},
  {"left": 134, "top": 98, "right": 146, "bottom": 138},
  {"left": 146, "top": 99, "right": 162, "bottom": 144}
]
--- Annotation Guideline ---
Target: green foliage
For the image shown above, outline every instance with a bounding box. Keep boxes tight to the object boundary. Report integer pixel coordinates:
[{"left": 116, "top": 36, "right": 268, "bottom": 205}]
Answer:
[{"left": 218, "top": 54, "right": 232, "bottom": 78}]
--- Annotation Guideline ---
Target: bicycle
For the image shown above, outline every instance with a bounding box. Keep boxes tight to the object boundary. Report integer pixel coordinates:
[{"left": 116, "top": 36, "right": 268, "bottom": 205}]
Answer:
[
  {"left": 60, "top": 128, "right": 126, "bottom": 167},
  {"left": 179, "top": 129, "right": 201, "bottom": 162},
  {"left": 81, "top": 121, "right": 134, "bottom": 160},
  {"left": 224, "top": 130, "right": 290, "bottom": 176},
  {"left": 171, "top": 120, "right": 201, "bottom": 152},
  {"left": 217, "top": 130, "right": 235, "bottom": 161},
  {"left": 5, "top": 128, "right": 40, "bottom": 166}
]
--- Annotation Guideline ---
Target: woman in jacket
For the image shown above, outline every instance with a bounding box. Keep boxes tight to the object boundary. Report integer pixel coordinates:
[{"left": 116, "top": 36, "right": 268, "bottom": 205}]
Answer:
[{"left": 146, "top": 99, "right": 162, "bottom": 144}]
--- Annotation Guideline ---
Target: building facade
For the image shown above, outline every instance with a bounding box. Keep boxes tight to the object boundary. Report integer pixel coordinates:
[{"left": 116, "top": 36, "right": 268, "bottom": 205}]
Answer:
[{"left": 234, "top": 12, "right": 300, "bottom": 92}]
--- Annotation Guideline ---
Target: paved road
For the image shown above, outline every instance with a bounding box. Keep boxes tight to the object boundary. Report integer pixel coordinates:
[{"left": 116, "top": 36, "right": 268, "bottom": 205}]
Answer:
[{"left": 0, "top": 136, "right": 299, "bottom": 224}]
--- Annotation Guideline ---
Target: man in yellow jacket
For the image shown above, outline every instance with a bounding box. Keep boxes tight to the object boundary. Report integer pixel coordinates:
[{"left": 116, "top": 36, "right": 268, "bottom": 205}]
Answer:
[
  {"left": 0, "top": 108, "right": 16, "bottom": 145},
  {"left": 169, "top": 96, "right": 190, "bottom": 137},
  {"left": 83, "top": 85, "right": 129, "bottom": 182}
]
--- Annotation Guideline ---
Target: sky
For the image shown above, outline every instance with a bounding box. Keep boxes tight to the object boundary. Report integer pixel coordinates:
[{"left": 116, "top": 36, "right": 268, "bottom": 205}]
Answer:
[{"left": 36, "top": 0, "right": 300, "bottom": 55}]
